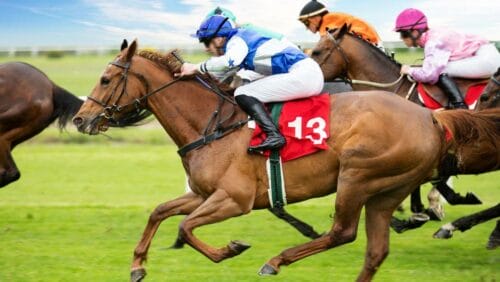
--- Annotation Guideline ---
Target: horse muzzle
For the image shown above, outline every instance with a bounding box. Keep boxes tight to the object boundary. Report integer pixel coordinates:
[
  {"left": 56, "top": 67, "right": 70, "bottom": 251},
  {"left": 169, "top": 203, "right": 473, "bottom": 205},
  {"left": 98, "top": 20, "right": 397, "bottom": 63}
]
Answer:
[{"left": 73, "top": 114, "right": 109, "bottom": 135}]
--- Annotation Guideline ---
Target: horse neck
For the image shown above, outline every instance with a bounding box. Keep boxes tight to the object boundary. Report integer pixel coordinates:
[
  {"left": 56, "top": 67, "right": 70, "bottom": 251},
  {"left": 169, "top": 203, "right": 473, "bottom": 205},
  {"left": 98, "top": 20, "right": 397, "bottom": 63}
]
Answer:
[
  {"left": 136, "top": 58, "right": 227, "bottom": 149},
  {"left": 343, "top": 36, "right": 414, "bottom": 97}
]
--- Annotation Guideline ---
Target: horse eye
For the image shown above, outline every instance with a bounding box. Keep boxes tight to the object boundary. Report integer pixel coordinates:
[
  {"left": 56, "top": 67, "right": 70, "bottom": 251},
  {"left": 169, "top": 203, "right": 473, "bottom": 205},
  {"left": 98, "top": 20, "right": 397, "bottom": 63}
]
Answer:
[
  {"left": 480, "top": 94, "right": 489, "bottom": 102},
  {"left": 311, "top": 50, "right": 321, "bottom": 56},
  {"left": 101, "top": 77, "right": 110, "bottom": 85}
]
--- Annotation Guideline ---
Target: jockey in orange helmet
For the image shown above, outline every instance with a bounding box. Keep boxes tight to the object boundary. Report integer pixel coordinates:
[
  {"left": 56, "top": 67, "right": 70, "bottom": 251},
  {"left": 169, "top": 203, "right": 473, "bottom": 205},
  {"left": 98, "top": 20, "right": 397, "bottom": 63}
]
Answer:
[{"left": 298, "top": 0, "right": 382, "bottom": 47}]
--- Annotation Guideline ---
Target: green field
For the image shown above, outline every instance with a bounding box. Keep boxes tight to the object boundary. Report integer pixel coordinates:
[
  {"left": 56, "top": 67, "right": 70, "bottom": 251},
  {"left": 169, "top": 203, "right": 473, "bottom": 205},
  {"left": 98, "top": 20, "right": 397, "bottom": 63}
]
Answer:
[{"left": 0, "top": 51, "right": 499, "bottom": 281}]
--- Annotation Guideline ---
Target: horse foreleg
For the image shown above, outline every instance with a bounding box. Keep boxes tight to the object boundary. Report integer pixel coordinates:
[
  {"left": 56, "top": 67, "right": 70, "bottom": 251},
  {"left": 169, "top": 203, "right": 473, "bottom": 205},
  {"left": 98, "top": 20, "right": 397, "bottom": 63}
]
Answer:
[
  {"left": 410, "top": 186, "right": 424, "bottom": 213},
  {"left": 433, "top": 203, "right": 500, "bottom": 239},
  {"left": 259, "top": 188, "right": 364, "bottom": 276},
  {"left": 268, "top": 206, "right": 322, "bottom": 239},
  {"left": 486, "top": 220, "right": 500, "bottom": 250},
  {"left": 178, "top": 189, "right": 251, "bottom": 263},
  {"left": 130, "top": 192, "right": 204, "bottom": 282}
]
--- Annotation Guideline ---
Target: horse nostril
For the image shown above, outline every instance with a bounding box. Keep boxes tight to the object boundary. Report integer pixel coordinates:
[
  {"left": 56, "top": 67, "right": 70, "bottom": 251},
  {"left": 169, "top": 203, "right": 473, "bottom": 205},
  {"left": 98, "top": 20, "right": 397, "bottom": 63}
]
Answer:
[{"left": 73, "top": 116, "right": 84, "bottom": 127}]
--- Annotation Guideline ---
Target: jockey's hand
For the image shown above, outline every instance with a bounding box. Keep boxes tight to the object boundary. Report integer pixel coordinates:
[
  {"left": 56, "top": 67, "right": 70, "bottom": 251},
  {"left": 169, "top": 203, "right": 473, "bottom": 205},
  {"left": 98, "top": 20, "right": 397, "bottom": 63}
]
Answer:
[
  {"left": 174, "top": 63, "right": 199, "bottom": 78},
  {"left": 400, "top": 65, "right": 410, "bottom": 75}
]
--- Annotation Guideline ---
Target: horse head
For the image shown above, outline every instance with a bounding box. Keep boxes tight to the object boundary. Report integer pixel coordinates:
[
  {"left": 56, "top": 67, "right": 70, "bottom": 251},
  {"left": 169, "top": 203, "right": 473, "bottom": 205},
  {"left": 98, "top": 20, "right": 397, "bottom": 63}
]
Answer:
[
  {"left": 73, "top": 39, "right": 155, "bottom": 134},
  {"left": 310, "top": 23, "right": 351, "bottom": 82},
  {"left": 477, "top": 67, "right": 500, "bottom": 110}
]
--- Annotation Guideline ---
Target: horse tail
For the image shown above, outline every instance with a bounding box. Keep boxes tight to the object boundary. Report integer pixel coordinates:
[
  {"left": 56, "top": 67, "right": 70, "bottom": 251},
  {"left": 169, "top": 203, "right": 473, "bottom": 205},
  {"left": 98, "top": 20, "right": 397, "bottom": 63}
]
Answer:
[
  {"left": 51, "top": 85, "right": 84, "bottom": 130},
  {"left": 432, "top": 108, "right": 500, "bottom": 148}
]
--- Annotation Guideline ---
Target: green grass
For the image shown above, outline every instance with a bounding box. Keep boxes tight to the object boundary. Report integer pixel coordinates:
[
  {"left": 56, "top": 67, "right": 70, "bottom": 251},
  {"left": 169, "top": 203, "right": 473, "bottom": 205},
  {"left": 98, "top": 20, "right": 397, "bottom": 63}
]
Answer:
[{"left": 0, "top": 144, "right": 498, "bottom": 281}]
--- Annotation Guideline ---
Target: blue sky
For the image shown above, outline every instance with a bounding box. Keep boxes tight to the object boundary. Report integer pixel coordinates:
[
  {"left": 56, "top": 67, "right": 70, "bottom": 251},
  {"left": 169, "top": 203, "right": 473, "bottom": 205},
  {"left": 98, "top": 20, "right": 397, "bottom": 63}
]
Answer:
[{"left": 1, "top": 0, "right": 498, "bottom": 48}]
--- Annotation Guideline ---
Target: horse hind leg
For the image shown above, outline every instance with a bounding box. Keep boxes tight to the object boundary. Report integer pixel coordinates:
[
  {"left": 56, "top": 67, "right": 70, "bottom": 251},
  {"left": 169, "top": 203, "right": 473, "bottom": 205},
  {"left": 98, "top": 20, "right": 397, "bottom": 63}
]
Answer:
[
  {"left": 0, "top": 139, "right": 20, "bottom": 188},
  {"left": 130, "top": 192, "right": 204, "bottom": 282},
  {"left": 259, "top": 185, "right": 366, "bottom": 276},
  {"left": 357, "top": 196, "right": 401, "bottom": 282}
]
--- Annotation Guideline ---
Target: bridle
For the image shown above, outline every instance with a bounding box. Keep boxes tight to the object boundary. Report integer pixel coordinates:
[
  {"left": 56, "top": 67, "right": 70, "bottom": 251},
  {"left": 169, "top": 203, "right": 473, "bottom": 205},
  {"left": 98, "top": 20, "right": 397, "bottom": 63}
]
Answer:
[{"left": 86, "top": 53, "right": 247, "bottom": 157}]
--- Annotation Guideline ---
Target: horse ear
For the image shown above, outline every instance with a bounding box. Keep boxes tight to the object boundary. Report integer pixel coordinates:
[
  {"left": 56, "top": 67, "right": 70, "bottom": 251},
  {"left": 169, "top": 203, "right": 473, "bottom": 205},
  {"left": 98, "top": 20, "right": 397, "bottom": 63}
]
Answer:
[
  {"left": 337, "top": 23, "right": 350, "bottom": 39},
  {"left": 125, "top": 39, "right": 138, "bottom": 62},
  {"left": 121, "top": 39, "right": 128, "bottom": 51}
]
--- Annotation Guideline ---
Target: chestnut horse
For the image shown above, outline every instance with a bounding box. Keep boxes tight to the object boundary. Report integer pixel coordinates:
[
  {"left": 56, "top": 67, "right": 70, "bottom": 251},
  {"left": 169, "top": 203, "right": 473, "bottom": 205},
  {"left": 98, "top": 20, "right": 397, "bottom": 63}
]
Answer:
[
  {"left": 310, "top": 24, "right": 486, "bottom": 231},
  {"left": 0, "top": 62, "right": 83, "bottom": 187},
  {"left": 72, "top": 40, "right": 499, "bottom": 282}
]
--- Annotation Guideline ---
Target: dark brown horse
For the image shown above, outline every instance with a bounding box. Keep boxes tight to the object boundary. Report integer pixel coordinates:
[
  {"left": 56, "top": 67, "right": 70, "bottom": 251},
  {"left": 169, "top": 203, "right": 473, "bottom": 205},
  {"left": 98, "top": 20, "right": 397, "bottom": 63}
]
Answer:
[
  {"left": 0, "top": 62, "right": 83, "bottom": 187},
  {"left": 72, "top": 40, "right": 499, "bottom": 282},
  {"left": 310, "top": 24, "right": 487, "bottom": 231},
  {"left": 432, "top": 72, "right": 500, "bottom": 248},
  {"left": 477, "top": 67, "right": 500, "bottom": 110}
]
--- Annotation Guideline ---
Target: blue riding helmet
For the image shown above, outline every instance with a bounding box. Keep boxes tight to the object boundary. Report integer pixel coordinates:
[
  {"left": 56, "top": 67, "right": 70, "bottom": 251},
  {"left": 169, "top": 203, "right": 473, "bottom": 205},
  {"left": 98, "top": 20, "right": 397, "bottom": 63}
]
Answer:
[{"left": 192, "top": 15, "right": 235, "bottom": 43}]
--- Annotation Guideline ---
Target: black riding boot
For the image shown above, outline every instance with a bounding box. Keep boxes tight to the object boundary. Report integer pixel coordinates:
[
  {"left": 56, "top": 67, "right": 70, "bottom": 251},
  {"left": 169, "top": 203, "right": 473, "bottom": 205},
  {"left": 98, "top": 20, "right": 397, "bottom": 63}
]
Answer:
[
  {"left": 437, "top": 74, "right": 468, "bottom": 109},
  {"left": 235, "top": 95, "right": 286, "bottom": 153}
]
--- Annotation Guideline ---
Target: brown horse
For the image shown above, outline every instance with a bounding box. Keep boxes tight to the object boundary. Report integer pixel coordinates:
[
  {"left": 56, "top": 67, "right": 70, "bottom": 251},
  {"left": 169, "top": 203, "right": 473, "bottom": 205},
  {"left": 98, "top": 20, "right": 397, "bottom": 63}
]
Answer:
[
  {"left": 72, "top": 40, "right": 499, "bottom": 282},
  {"left": 310, "top": 24, "right": 487, "bottom": 230},
  {"left": 0, "top": 62, "right": 83, "bottom": 187}
]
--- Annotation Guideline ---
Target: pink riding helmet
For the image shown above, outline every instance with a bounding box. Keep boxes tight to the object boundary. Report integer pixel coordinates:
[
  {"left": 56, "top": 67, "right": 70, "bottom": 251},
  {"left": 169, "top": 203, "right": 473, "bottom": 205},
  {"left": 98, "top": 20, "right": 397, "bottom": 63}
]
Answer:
[{"left": 394, "top": 8, "right": 428, "bottom": 31}]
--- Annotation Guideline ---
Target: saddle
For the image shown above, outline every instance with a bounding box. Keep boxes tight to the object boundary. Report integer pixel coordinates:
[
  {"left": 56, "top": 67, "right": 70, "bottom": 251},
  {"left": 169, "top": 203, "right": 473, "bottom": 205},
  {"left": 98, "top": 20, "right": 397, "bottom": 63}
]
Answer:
[{"left": 417, "top": 77, "right": 488, "bottom": 110}]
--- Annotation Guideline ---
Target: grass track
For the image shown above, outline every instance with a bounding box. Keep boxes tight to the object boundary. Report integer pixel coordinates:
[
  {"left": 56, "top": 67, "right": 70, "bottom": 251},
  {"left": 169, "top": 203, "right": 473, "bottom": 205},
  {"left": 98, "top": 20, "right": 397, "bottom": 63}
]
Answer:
[{"left": 0, "top": 144, "right": 498, "bottom": 281}]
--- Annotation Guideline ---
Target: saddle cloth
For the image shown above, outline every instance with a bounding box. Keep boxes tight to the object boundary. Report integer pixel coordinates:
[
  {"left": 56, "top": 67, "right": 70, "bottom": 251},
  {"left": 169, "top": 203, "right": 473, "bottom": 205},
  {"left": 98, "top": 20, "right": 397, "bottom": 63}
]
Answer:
[
  {"left": 249, "top": 94, "right": 330, "bottom": 161},
  {"left": 417, "top": 82, "right": 486, "bottom": 110}
]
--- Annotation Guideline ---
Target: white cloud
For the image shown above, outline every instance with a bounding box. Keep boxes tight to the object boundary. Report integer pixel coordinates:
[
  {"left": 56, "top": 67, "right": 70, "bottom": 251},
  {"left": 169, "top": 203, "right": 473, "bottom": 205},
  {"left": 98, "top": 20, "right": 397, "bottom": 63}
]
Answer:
[
  {"left": 81, "top": 0, "right": 328, "bottom": 46},
  {"left": 81, "top": 0, "right": 499, "bottom": 47}
]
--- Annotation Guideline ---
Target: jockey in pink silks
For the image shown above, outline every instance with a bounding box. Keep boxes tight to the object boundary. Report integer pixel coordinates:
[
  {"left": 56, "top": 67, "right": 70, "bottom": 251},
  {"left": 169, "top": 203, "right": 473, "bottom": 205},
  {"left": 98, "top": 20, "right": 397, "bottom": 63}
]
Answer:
[{"left": 396, "top": 8, "right": 500, "bottom": 109}]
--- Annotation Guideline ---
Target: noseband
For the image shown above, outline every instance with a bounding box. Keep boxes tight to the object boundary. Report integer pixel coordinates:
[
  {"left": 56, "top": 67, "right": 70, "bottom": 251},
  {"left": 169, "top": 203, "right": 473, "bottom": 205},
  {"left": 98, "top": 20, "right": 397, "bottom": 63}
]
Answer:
[{"left": 87, "top": 60, "right": 181, "bottom": 121}]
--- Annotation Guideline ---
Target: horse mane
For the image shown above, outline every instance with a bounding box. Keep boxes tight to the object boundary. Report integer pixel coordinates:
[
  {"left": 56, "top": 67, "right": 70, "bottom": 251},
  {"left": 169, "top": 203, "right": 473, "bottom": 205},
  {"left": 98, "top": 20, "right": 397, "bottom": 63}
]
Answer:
[
  {"left": 433, "top": 108, "right": 500, "bottom": 149},
  {"left": 345, "top": 32, "right": 402, "bottom": 68},
  {"left": 138, "top": 49, "right": 183, "bottom": 74}
]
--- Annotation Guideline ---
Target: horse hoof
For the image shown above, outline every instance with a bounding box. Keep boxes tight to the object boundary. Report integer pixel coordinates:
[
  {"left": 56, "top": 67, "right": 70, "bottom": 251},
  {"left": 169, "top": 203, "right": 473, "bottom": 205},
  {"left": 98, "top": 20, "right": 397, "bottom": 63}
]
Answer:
[
  {"left": 433, "top": 228, "right": 453, "bottom": 239},
  {"left": 229, "top": 240, "right": 251, "bottom": 254},
  {"left": 131, "top": 268, "right": 147, "bottom": 282},
  {"left": 426, "top": 207, "right": 444, "bottom": 221},
  {"left": 258, "top": 264, "right": 279, "bottom": 276},
  {"left": 464, "top": 192, "right": 482, "bottom": 205},
  {"left": 486, "top": 237, "right": 500, "bottom": 250},
  {"left": 168, "top": 237, "right": 185, "bottom": 249}
]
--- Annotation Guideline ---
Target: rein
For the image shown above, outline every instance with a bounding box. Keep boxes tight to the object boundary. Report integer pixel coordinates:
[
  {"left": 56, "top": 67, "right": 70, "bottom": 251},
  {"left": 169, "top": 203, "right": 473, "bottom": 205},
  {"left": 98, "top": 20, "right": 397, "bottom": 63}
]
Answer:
[
  {"left": 87, "top": 54, "right": 248, "bottom": 156},
  {"left": 321, "top": 31, "right": 417, "bottom": 99}
]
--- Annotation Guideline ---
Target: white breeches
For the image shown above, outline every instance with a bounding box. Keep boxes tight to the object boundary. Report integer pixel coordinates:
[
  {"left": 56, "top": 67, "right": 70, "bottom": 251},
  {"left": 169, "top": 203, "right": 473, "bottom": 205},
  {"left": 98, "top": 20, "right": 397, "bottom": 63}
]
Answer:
[
  {"left": 234, "top": 58, "right": 324, "bottom": 103},
  {"left": 445, "top": 44, "right": 500, "bottom": 79}
]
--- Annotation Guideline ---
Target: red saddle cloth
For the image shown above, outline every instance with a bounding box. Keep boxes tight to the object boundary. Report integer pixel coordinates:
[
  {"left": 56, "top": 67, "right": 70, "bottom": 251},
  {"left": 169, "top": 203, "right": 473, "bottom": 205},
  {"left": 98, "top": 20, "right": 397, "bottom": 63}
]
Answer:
[
  {"left": 250, "top": 94, "right": 330, "bottom": 162},
  {"left": 417, "top": 83, "right": 486, "bottom": 110}
]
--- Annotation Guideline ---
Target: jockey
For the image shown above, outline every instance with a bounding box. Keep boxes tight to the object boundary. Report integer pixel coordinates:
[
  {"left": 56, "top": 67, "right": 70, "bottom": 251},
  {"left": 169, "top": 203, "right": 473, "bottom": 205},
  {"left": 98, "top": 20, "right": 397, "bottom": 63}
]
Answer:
[
  {"left": 176, "top": 15, "right": 324, "bottom": 153},
  {"left": 396, "top": 8, "right": 500, "bottom": 109},
  {"left": 298, "top": 0, "right": 382, "bottom": 47}
]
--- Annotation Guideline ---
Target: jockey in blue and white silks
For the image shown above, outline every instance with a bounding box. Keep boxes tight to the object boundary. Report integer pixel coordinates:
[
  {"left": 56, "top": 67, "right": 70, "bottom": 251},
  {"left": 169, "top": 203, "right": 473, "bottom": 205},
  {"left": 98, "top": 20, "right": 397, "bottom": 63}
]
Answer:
[{"left": 176, "top": 15, "right": 324, "bottom": 153}]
